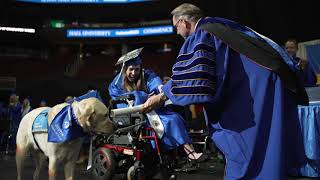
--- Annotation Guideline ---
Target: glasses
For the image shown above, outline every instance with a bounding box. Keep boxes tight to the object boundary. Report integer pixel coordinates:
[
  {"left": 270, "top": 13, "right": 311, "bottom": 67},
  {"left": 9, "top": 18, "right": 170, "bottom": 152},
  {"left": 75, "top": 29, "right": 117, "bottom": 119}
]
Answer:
[{"left": 173, "top": 19, "right": 182, "bottom": 29}]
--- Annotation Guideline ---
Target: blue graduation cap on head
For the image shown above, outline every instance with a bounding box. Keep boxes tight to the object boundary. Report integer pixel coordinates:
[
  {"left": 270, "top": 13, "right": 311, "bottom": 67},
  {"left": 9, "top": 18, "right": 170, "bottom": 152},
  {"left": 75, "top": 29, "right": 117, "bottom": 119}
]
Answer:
[
  {"left": 115, "top": 47, "right": 143, "bottom": 66},
  {"left": 114, "top": 47, "right": 144, "bottom": 84}
]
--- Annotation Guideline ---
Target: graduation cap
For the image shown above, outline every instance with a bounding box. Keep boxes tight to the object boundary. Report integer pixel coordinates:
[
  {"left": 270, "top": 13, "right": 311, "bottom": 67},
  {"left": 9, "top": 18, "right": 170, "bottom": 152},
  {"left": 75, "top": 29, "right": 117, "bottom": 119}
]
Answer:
[
  {"left": 114, "top": 47, "right": 144, "bottom": 84},
  {"left": 115, "top": 47, "right": 143, "bottom": 66}
]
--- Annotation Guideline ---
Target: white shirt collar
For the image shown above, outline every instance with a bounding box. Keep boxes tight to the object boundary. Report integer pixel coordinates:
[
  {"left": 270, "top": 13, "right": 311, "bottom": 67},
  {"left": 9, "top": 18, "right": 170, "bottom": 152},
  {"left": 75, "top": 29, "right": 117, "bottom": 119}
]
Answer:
[{"left": 194, "top": 18, "right": 202, "bottom": 31}]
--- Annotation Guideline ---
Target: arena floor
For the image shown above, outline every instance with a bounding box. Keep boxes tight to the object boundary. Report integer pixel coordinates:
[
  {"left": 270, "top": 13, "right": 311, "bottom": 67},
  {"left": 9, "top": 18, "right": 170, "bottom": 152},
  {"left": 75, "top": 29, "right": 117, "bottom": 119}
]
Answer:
[{"left": 0, "top": 154, "right": 315, "bottom": 180}]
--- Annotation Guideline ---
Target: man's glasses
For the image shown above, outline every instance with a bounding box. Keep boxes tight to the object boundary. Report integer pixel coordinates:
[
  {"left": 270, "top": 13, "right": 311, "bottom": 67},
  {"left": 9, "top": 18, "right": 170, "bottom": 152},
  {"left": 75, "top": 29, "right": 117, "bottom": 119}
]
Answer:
[{"left": 173, "top": 19, "right": 182, "bottom": 30}]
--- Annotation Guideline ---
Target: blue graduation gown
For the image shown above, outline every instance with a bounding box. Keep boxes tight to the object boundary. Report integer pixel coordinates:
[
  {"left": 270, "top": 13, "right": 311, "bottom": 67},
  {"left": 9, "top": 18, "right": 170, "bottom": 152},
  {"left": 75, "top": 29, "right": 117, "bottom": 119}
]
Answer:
[
  {"left": 162, "top": 17, "right": 306, "bottom": 179},
  {"left": 108, "top": 69, "right": 191, "bottom": 150}
]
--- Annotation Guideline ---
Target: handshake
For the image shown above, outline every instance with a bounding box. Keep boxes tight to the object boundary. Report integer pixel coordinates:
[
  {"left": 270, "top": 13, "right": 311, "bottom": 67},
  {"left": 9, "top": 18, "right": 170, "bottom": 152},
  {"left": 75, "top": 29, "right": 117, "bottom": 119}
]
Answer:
[{"left": 111, "top": 92, "right": 168, "bottom": 117}]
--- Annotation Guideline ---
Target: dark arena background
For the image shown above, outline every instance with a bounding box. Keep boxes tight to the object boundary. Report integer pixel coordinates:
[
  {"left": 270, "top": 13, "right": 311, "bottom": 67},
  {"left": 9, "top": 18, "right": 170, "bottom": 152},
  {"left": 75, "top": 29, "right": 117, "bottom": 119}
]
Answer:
[{"left": 0, "top": 0, "right": 319, "bottom": 180}]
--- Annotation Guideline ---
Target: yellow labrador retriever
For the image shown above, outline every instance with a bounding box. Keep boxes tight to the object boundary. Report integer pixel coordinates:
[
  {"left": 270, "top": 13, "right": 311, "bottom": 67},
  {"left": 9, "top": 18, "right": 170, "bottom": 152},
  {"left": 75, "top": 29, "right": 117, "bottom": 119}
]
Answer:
[{"left": 16, "top": 98, "right": 114, "bottom": 180}]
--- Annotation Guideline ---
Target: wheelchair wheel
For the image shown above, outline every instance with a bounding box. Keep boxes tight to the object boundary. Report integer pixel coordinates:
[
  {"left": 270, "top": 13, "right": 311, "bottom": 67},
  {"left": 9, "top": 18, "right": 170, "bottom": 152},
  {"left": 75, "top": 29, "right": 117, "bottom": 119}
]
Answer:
[
  {"left": 127, "top": 166, "right": 135, "bottom": 180},
  {"left": 127, "top": 165, "right": 146, "bottom": 180},
  {"left": 91, "top": 148, "right": 115, "bottom": 180}
]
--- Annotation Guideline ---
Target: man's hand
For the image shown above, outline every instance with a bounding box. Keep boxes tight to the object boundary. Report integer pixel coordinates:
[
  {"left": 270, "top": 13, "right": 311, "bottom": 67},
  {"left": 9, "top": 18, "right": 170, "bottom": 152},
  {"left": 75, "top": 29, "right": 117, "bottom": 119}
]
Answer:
[
  {"left": 298, "top": 58, "right": 308, "bottom": 71},
  {"left": 142, "top": 93, "right": 166, "bottom": 113}
]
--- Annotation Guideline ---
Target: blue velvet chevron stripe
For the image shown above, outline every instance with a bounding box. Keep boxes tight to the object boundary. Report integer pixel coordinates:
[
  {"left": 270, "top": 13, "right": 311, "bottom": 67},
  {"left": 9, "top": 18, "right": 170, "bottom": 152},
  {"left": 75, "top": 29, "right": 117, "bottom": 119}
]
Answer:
[
  {"left": 176, "top": 44, "right": 215, "bottom": 63},
  {"left": 172, "top": 71, "right": 215, "bottom": 81},
  {"left": 169, "top": 31, "right": 216, "bottom": 97},
  {"left": 173, "top": 58, "right": 215, "bottom": 72},
  {"left": 171, "top": 86, "right": 215, "bottom": 95}
]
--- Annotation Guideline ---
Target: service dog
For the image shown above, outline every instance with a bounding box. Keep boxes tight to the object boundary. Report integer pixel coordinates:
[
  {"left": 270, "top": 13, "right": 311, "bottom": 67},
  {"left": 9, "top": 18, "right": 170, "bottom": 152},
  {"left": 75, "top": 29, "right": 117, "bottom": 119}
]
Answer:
[{"left": 16, "top": 98, "right": 114, "bottom": 180}]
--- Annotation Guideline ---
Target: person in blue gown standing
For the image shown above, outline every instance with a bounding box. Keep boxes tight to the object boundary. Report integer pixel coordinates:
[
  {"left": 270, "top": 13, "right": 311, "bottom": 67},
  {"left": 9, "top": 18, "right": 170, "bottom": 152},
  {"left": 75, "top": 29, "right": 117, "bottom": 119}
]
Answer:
[
  {"left": 108, "top": 48, "right": 207, "bottom": 162},
  {"left": 142, "top": 3, "right": 308, "bottom": 180}
]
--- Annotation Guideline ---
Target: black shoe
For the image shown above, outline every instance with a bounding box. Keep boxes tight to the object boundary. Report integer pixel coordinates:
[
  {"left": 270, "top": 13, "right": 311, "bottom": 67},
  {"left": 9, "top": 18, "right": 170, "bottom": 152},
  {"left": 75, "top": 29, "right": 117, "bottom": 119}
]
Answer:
[
  {"left": 188, "top": 153, "right": 209, "bottom": 163},
  {"left": 196, "top": 153, "right": 209, "bottom": 163}
]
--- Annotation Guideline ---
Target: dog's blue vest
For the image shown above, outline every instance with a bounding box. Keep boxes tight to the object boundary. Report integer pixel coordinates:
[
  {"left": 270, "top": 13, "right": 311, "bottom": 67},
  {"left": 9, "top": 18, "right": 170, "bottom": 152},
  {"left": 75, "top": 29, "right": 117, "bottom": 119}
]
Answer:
[
  {"left": 32, "top": 105, "right": 85, "bottom": 143},
  {"left": 32, "top": 109, "right": 49, "bottom": 133}
]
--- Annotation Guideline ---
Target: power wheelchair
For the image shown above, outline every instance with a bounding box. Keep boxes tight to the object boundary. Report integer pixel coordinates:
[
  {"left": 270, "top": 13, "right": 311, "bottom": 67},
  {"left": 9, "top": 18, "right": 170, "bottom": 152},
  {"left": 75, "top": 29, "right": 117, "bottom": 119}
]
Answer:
[{"left": 91, "top": 94, "right": 178, "bottom": 180}]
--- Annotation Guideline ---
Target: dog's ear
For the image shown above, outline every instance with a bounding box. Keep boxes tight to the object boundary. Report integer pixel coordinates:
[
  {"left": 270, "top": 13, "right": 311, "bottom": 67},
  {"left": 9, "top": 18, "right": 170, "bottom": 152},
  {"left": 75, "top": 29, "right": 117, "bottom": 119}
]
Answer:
[
  {"left": 78, "top": 100, "right": 95, "bottom": 128},
  {"left": 85, "top": 120, "right": 92, "bottom": 128},
  {"left": 85, "top": 111, "right": 97, "bottom": 128}
]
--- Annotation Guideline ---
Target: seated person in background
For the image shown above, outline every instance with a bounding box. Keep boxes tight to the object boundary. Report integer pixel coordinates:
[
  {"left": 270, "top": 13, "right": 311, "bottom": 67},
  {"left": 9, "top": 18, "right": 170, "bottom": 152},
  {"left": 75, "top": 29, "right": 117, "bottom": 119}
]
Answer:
[
  {"left": 285, "top": 39, "right": 317, "bottom": 87},
  {"left": 108, "top": 48, "right": 207, "bottom": 162}
]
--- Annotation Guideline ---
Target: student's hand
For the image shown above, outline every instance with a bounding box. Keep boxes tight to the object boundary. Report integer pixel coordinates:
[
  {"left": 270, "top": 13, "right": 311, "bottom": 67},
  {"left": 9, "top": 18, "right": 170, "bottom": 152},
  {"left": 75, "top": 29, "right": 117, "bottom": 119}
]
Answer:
[{"left": 142, "top": 93, "right": 165, "bottom": 113}]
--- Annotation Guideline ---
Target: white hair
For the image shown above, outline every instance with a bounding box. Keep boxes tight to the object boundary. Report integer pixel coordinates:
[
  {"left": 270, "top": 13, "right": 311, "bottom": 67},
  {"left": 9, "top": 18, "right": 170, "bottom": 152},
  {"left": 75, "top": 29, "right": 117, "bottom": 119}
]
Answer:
[{"left": 171, "top": 3, "right": 203, "bottom": 22}]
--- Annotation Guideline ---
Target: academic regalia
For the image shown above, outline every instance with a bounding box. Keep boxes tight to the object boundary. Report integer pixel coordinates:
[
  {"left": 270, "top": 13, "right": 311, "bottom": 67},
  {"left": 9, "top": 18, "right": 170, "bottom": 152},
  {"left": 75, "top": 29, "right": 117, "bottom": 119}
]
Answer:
[
  {"left": 47, "top": 105, "right": 84, "bottom": 143},
  {"left": 109, "top": 48, "right": 191, "bottom": 150},
  {"left": 162, "top": 17, "right": 307, "bottom": 179}
]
